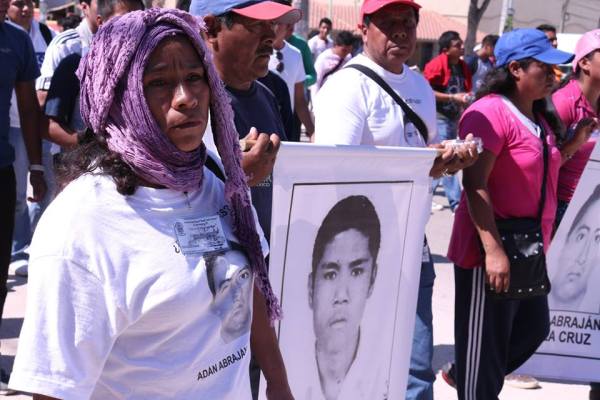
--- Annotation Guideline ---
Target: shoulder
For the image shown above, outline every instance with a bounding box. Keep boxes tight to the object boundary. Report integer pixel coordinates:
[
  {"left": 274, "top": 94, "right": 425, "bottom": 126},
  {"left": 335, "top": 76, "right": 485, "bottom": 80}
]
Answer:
[
  {"left": 3, "top": 22, "right": 30, "bottom": 43},
  {"left": 284, "top": 43, "right": 302, "bottom": 60},
  {"left": 55, "top": 52, "right": 82, "bottom": 72},
  {"left": 45, "top": 28, "right": 80, "bottom": 57},
  {"left": 423, "top": 54, "right": 444, "bottom": 70},
  {"left": 31, "top": 174, "right": 122, "bottom": 257}
]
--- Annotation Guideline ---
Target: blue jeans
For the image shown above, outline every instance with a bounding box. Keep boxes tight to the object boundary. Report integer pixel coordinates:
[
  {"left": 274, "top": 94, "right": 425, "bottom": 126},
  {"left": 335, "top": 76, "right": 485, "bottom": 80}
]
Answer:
[
  {"left": 433, "top": 116, "right": 461, "bottom": 210},
  {"left": 406, "top": 240, "right": 436, "bottom": 400},
  {"left": 8, "top": 127, "right": 55, "bottom": 261}
]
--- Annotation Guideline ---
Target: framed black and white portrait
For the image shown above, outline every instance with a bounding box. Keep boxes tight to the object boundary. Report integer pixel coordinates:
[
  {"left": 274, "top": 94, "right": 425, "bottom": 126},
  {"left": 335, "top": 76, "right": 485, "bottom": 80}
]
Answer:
[{"left": 260, "top": 143, "right": 436, "bottom": 400}]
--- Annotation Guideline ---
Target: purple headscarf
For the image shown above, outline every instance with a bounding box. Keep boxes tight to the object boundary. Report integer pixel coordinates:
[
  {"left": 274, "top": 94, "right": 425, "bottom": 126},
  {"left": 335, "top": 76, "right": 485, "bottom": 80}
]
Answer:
[{"left": 77, "top": 8, "right": 281, "bottom": 321}]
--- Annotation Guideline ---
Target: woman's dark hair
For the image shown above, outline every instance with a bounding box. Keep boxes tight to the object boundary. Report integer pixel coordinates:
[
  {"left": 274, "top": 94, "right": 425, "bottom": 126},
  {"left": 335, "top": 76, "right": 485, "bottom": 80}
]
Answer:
[
  {"left": 56, "top": 129, "right": 139, "bottom": 195},
  {"left": 476, "top": 58, "right": 564, "bottom": 140}
]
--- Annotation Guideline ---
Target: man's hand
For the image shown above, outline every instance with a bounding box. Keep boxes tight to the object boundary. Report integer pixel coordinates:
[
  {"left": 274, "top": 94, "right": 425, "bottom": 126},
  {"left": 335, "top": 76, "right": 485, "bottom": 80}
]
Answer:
[
  {"left": 429, "top": 144, "right": 454, "bottom": 178},
  {"left": 240, "top": 127, "right": 281, "bottom": 187},
  {"left": 28, "top": 170, "right": 47, "bottom": 203},
  {"left": 573, "top": 117, "right": 598, "bottom": 146},
  {"left": 451, "top": 92, "right": 472, "bottom": 106},
  {"left": 429, "top": 133, "right": 479, "bottom": 178}
]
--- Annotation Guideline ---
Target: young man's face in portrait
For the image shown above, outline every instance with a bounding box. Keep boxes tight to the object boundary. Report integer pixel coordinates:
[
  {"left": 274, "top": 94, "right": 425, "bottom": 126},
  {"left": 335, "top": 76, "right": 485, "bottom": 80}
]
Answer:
[
  {"left": 309, "top": 228, "right": 376, "bottom": 352},
  {"left": 554, "top": 200, "right": 600, "bottom": 305},
  {"left": 209, "top": 250, "right": 253, "bottom": 341}
]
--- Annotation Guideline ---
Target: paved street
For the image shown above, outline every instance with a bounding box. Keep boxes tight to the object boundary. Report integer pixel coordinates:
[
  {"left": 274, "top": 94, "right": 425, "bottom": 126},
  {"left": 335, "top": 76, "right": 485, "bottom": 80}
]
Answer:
[{"left": 0, "top": 192, "right": 590, "bottom": 399}]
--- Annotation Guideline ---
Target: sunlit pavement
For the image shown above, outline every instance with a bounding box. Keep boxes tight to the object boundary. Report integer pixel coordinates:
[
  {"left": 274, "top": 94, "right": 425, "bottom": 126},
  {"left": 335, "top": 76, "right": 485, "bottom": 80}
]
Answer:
[
  {"left": 427, "top": 192, "right": 589, "bottom": 400},
  {"left": 0, "top": 190, "right": 589, "bottom": 399}
]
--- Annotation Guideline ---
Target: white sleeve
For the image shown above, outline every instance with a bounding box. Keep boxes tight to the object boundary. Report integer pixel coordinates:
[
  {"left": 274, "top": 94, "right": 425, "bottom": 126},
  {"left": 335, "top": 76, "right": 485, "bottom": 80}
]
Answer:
[
  {"left": 295, "top": 55, "right": 306, "bottom": 84},
  {"left": 423, "top": 81, "right": 438, "bottom": 144},
  {"left": 314, "top": 72, "right": 368, "bottom": 145},
  {"left": 36, "top": 41, "right": 64, "bottom": 90},
  {"left": 9, "top": 255, "right": 125, "bottom": 400},
  {"left": 313, "top": 53, "right": 325, "bottom": 87}
]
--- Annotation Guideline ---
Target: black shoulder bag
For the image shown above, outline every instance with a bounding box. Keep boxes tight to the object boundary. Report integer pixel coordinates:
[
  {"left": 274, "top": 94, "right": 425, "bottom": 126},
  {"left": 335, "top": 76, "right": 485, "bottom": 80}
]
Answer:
[
  {"left": 345, "top": 64, "right": 428, "bottom": 143},
  {"left": 486, "top": 121, "right": 551, "bottom": 299}
]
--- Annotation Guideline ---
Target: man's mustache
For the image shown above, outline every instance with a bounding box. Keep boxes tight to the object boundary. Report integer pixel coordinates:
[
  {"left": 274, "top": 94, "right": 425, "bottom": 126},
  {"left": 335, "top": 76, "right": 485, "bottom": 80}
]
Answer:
[{"left": 257, "top": 46, "right": 274, "bottom": 56}]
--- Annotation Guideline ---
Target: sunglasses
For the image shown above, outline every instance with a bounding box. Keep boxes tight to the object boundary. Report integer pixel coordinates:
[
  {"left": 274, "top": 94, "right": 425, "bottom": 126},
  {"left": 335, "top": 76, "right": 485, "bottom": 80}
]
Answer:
[{"left": 276, "top": 50, "right": 284, "bottom": 73}]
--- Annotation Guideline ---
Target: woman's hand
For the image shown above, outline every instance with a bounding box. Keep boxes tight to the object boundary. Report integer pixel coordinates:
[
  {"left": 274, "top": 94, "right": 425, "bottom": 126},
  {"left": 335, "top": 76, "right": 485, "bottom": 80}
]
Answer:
[
  {"left": 485, "top": 246, "right": 511, "bottom": 293},
  {"left": 572, "top": 117, "right": 598, "bottom": 146}
]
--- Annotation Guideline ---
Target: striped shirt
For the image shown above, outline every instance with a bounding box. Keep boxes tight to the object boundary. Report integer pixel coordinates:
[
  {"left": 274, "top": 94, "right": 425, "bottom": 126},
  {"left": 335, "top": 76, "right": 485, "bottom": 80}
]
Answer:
[{"left": 36, "top": 19, "right": 93, "bottom": 91}]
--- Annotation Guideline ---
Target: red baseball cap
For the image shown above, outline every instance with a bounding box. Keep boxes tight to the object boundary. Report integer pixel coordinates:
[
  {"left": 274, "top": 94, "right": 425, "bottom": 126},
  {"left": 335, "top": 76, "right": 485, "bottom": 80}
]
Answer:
[
  {"left": 232, "top": 1, "right": 302, "bottom": 24},
  {"left": 360, "top": 0, "right": 421, "bottom": 22}
]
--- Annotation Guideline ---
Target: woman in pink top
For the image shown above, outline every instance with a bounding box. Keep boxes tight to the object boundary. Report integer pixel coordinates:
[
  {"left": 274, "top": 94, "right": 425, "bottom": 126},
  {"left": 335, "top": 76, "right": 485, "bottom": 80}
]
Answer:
[
  {"left": 552, "top": 29, "right": 600, "bottom": 226},
  {"left": 445, "top": 29, "right": 596, "bottom": 400}
]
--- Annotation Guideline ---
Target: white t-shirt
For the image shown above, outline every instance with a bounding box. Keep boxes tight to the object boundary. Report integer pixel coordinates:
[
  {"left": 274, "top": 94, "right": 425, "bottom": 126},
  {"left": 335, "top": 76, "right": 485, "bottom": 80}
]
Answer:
[
  {"left": 313, "top": 48, "right": 351, "bottom": 93},
  {"left": 268, "top": 41, "right": 305, "bottom": 110},
  {"left": 8, "top": 20, "right": 54, "bottom": 128},
  {"left": 314, "top": 53, "right": 437, "bottom": 147},
  {"left": 10, "top": 170, "right": 268, "bottom": 400},
  {"left": 308, "top": 35, "right": 333, "bottom": 61},
  {"left": 301, "top": 336, "right": 387, "bottom": 400},
  {"left": 36, "top": 19, "right": 93, "bottom": 91}
]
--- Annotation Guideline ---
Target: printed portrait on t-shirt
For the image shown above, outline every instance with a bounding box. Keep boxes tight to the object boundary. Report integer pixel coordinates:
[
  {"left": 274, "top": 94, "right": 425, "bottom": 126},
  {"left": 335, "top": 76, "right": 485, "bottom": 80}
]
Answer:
[
  {"left": 550, "top": 184, "right": 600, "bottom": 313},
  {"left": 308, "top": 195, "right": 380, "bottom": 400},
  {"left": 205, "top": 242, "right": 253, "bottom": 343}
]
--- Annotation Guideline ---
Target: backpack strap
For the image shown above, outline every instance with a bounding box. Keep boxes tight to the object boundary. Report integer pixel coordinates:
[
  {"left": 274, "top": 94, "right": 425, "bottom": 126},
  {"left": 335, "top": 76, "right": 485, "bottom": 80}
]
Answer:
[
  {"left": 345, "top": 64, "right": 428, "bottom": 143},
  {"left": 39, "top": 23, "right": 53, "bottom": 46},
  {"left": 205, "top": 154, "right": 226, "bottom": 182}
]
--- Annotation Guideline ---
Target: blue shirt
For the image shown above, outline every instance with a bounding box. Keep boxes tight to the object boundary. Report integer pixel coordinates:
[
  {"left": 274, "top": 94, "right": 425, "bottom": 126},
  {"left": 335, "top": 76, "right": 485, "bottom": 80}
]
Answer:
[
  {"left": 0, "top": 22, "right": 40, "bottom": 168},
  {"left": 45, "top": 53, "right": 85, "bottom": 133},
  {"left": 226, "top": 81, "right": 286, "bottom": 242}
]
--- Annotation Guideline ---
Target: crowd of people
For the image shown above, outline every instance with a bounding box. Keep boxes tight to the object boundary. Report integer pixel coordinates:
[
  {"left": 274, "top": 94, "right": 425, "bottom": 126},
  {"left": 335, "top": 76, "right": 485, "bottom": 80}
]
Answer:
[{"left": 0, "top": 0, "right": 599, "bottom": 398}]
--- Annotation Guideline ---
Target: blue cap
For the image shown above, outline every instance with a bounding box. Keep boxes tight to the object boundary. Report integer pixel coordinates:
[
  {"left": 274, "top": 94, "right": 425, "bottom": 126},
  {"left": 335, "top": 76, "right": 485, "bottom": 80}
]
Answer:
[
  {"left": 190, "top": 0, "right": 301, "bottom": 23},
  {"left": 494, "top": 28, "right": 574, "bottom": 67}
]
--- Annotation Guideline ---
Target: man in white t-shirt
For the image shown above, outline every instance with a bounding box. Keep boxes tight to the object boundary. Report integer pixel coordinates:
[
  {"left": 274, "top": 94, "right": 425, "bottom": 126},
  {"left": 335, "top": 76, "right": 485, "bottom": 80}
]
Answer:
[
  {"left": 308, "top": 17, "right": 333, "bottom": 61},
  {"left": 6, "top": 0, "right": 55, "bottom": 277},
  {"left": 314, "top": 1, "right": 477, "bottom": 399},
  {"left": 312, "top": 30, "right": 355, "bottom": 96},
  {"left": 269, "top": 19, "right": 314, "bottom": 139}
]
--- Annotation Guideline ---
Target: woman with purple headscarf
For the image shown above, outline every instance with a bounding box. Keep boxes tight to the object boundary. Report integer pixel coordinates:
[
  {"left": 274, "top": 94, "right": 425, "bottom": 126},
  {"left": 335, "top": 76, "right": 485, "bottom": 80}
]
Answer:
[{"left": 8, "top": 8, "right": 290, "bottom": 399}]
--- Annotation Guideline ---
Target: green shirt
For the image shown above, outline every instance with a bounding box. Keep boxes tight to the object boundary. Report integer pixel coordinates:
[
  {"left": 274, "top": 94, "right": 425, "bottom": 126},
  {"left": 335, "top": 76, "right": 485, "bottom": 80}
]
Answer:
[{"left": 287, "top": 34, "right": 317, "bottom": 87}]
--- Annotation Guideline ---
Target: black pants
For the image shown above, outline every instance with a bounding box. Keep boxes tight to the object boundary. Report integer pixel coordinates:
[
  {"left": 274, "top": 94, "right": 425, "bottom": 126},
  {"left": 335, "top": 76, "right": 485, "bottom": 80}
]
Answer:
[
  {"left": 0, "top": 166, "right": 16, "bottom": 327},
  {"left": 454, "top": 265, "right": 549, "bottom": 400}
]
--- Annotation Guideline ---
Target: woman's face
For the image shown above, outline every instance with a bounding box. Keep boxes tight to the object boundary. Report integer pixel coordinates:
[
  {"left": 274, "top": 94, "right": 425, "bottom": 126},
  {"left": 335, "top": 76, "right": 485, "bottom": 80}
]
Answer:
[
  {"left": 579, "top": 50, "right": 600, "bottom": 82},
  {"left": 143, "top": 36, "right": 210, "bottom": 152},
  {"left": 514, "top": 60, "right": 555, "bottom": 100}
]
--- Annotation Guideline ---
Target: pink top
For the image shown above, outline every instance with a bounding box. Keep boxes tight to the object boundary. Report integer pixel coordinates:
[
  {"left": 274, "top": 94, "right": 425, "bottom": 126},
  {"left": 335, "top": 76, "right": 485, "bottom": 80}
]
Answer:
[
  {"left": 447, "top": 95, "right": 562, "bottom": 269},
  {"left": 552, "top": 80, "right": 598, "bottom": 202}
]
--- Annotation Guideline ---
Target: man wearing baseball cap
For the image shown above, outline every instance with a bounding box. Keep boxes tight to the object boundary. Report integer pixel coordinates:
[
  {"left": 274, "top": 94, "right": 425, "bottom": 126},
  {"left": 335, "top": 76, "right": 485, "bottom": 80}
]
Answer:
[
  {"left": 314, "top": 1, "right": 478, "bottom": 399},
  {"left": 189, "top": 1, "right": 301, "bottom": 399}
]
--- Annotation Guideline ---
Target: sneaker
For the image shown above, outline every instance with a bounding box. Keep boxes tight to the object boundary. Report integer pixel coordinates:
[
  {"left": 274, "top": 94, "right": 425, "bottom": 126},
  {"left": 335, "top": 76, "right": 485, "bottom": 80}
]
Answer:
[
  {"left": 15, "top": 264, "right": 28, "bottom": 278},
  {"left": 0, "top": 368, "right": 16, "bottom": 395},
  {"left": 441, "top": 362, "right": 457, "bottom": 389},
  {"left": 431, "top": 201, "right": 444, "bottom": 212},
  {"left": 504, "top": 374, "right": 540, "bottom": 389}
]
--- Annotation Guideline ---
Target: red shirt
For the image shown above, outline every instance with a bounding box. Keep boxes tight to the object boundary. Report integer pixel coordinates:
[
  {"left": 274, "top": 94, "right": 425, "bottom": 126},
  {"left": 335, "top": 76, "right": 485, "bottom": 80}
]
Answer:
[{"left": 423, "top": 52, "right": 472, "bottom": 92}]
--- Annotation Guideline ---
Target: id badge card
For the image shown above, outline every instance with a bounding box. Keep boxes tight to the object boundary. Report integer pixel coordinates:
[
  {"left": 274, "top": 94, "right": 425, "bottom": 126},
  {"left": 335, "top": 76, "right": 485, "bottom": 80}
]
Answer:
[{"left": 173, "top": 215, "right": 229, "bottom": 256}]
